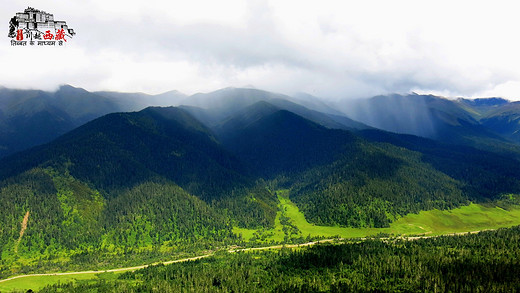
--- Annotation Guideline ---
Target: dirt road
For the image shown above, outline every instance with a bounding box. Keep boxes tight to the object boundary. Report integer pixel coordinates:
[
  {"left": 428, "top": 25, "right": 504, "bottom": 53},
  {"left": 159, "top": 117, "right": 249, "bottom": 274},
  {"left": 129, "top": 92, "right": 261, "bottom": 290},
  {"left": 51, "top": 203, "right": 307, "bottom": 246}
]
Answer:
[{"left": 0, "top": 230, "right": 489, "bottom": 284}]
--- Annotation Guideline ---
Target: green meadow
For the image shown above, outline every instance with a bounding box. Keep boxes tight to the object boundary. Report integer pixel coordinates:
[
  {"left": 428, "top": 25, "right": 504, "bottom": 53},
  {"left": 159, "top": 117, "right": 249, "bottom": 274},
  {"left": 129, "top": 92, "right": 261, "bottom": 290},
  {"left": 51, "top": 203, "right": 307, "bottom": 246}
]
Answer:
[
  {"left": 0, "top": 272, "right": 122, "bottom": 292},
  {"left": 235, "top": 190, "right": 520, "bottom": 241},
  {"left": 4, "top": 191, "right": 520, "bottom": 292}
]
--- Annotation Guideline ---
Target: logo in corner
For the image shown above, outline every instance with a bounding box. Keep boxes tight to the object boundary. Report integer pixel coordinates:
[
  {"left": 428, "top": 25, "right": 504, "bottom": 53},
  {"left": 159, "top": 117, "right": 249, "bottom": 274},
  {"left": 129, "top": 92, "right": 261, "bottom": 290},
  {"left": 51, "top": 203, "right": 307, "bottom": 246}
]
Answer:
[{"left": 8, "top": 7, "right": 75, "bottom": 47}]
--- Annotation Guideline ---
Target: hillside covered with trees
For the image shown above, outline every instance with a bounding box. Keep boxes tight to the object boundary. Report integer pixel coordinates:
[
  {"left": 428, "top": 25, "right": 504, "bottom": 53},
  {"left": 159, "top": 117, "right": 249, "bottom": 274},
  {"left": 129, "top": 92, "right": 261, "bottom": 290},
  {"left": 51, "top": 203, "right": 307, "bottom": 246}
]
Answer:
[
  {"left": 1, "top": 95, "right": 520, "bottom": 281},
  {"left": 39, "top": 226, "right": 520, "bottom": 292}
]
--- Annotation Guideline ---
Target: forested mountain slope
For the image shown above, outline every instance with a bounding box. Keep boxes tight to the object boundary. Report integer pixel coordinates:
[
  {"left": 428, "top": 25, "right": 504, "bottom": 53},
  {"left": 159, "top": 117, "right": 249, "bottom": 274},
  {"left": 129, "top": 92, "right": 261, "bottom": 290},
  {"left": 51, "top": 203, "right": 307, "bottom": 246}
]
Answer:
[
  {"left": 2, "top": 93, "right": 520, "bottom": 279},
  {"left": 212, "top": 102, "right": 520, "bottom": 227},
  {"left": 0, "top": 107, "right": 249, "bottom": 199}
]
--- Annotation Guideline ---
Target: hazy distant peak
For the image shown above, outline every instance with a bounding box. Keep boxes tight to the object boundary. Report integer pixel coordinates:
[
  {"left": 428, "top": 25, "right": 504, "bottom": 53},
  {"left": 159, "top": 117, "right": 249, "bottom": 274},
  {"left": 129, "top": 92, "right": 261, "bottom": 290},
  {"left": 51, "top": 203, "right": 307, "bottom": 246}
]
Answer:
[
  {"left": 57, "top": 84, "right": 87, "bottom": 92},
  {"left": 155, "top": 89, "right": 187, "bottom": 97},
  {"left": 207, "top": 87, "right": 288, "bottom": 97},
  {"left": 98, "top": 90, "right": 152, "bottom": 96},
  {"left": 458, "top": 97, "right": 510, "bottom": 107}
]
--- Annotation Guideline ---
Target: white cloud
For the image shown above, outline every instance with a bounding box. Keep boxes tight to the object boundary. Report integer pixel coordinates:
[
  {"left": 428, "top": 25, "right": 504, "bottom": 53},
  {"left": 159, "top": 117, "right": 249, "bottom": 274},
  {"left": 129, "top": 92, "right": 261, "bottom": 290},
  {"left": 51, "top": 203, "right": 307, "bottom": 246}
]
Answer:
[{"left": 2, "top": 0, "right": 520, "bottom": 100}]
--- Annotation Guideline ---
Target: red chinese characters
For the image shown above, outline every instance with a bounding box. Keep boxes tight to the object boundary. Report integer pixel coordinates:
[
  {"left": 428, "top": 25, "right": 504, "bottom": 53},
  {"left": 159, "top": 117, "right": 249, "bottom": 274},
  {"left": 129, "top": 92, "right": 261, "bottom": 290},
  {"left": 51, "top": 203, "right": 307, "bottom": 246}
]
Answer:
[
  {"left": 55, "top": 28, "right": 66, "bottom": 42},
  {"left": 43, "top": 30, "right": 54, "bottom": 40},
  {"left": 16, "top": 29, "right": 23, "bottom": 40}
]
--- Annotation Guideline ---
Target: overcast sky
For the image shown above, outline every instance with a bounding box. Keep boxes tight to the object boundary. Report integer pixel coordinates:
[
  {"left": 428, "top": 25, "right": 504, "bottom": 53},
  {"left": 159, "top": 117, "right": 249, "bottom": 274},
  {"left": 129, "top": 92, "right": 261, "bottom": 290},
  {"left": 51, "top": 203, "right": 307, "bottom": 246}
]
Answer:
[{"left": 3, "top": 0, "right": 520, "bottom": 100}]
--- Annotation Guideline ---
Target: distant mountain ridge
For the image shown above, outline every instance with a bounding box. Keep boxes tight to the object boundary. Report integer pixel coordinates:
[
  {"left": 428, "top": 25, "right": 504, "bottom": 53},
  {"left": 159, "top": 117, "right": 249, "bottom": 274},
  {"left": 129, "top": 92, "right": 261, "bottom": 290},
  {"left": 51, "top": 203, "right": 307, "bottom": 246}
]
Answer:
[
  {"left": 0, "top": 85, "right": 119, "bottom": 157},
  {"left": 335, "top": 93, "right": 520, "bottom": 157},
  {"left": 0, "top": 85, "right": 370, "bottom": 158},
  {"left": 2, "top": 84, "right": 520, "bottom": 160}
]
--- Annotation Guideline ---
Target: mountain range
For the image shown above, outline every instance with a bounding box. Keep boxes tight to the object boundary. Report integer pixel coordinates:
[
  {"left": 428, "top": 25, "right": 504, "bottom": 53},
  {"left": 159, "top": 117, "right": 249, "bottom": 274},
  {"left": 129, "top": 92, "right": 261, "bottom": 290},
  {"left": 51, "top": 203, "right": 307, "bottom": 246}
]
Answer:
[
  {"left": 337, "top": 93, "right": 520, "bottom": 157},
  {"left": 2, "top": 85, "right": 520, "bottom": 159},
  {"left": 1, "top": 85, "right": 520, "bottom": 277}
]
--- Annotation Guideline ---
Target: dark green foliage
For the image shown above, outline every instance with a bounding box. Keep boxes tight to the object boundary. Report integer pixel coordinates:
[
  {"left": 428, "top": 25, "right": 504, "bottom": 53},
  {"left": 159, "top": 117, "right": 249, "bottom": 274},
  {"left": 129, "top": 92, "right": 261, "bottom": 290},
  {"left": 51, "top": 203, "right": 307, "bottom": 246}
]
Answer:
[
  {"left": 290, "top": 141, "right": 466, "bottom": 228},
  {"left": 221, "top": 109, "right": 358, "bottom": 178},
  {"left": 0, "top": 169, "right": 61, "bottom": 256},
  {"left": 0, "top": 105, "right": 282, "bottom": 277},
  {"left": 215, "top": 104, "right": 482, "bottom": 228},
  {"left": 3, "top": 98, "right": 520, "bottom": 281},
  {"left": 40, "top": 226, "right": 520, "bottom": 292},
  {"left": 0, "top": 168, "right": 101, "bottom": 257},
  {"left": 103, "top": 182, "right": 235, "bottom": 246},
  {"left": 359, "top": 129, "right": 520, "bottom": 200},
  {"left": 216, "top": 183, "right": 278, "bottom": 229},
  {"left": 0, "top": 107, "right": 250, "bottom": 200},
  {"left": 0, "top": 169, "right": 247, "bottom": 278}
]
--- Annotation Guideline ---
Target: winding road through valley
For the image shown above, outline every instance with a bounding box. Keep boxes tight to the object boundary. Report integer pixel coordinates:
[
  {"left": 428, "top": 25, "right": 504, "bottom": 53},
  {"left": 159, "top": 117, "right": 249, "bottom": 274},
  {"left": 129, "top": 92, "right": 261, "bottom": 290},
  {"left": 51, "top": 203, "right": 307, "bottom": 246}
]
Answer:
[{"left": 0, "top": 230, "right": 489, "bottom": 284}]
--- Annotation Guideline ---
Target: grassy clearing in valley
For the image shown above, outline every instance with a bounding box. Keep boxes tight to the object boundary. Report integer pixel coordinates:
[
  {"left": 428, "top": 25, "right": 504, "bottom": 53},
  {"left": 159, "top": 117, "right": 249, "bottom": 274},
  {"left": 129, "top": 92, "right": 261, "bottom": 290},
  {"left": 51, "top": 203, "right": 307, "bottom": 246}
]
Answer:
[
  {"left": 0, "top": 271, "right": 122, "bottom": 292},
  {"left": 6, "top": 191, "right": 520, "bottom": 292},
  {"left": 388, "top": 202, "right": 520, "bottom": 236},
  {"left": 235, "top": 190, "right": 520, "bottom": 241}
]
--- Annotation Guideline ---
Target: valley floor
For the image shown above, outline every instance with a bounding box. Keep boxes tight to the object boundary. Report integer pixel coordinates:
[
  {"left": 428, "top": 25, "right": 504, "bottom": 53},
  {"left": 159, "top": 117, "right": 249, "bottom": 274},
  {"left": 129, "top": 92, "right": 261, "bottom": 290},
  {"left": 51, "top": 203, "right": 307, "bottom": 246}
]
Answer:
[
  {"left": 0, "top": 231, "right": 498, "bottom": 292},
  {"left": 234, "top": 190, "right": 520, "bottom": 242},
  {"left": 3, "top": 192, "right": 520, "bottom": 291}
]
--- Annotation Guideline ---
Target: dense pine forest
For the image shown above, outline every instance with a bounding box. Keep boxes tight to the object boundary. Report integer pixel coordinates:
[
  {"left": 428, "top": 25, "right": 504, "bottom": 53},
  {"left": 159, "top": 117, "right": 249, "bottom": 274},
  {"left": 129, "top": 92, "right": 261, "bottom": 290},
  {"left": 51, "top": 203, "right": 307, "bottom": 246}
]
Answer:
[
  {"left": 2, "top": 88, "right": 520, "bottom": 291},
  {"left": 2, "top": 103, "right": 520, "bottom": 282},
  {"left": 37, "top": 226, "right": 520, "bottom": 292}
]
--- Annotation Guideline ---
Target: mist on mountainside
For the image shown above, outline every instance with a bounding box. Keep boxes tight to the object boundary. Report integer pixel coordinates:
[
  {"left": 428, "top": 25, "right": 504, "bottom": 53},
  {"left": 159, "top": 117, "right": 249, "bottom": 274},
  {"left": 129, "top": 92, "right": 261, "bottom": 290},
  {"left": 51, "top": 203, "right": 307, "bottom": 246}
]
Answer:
[
  {"left": 2, "top": 84, "right": 520, "bottom": 160},
  {"left": 335, "top": 94, "right": 438, "bottom": 138}
]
